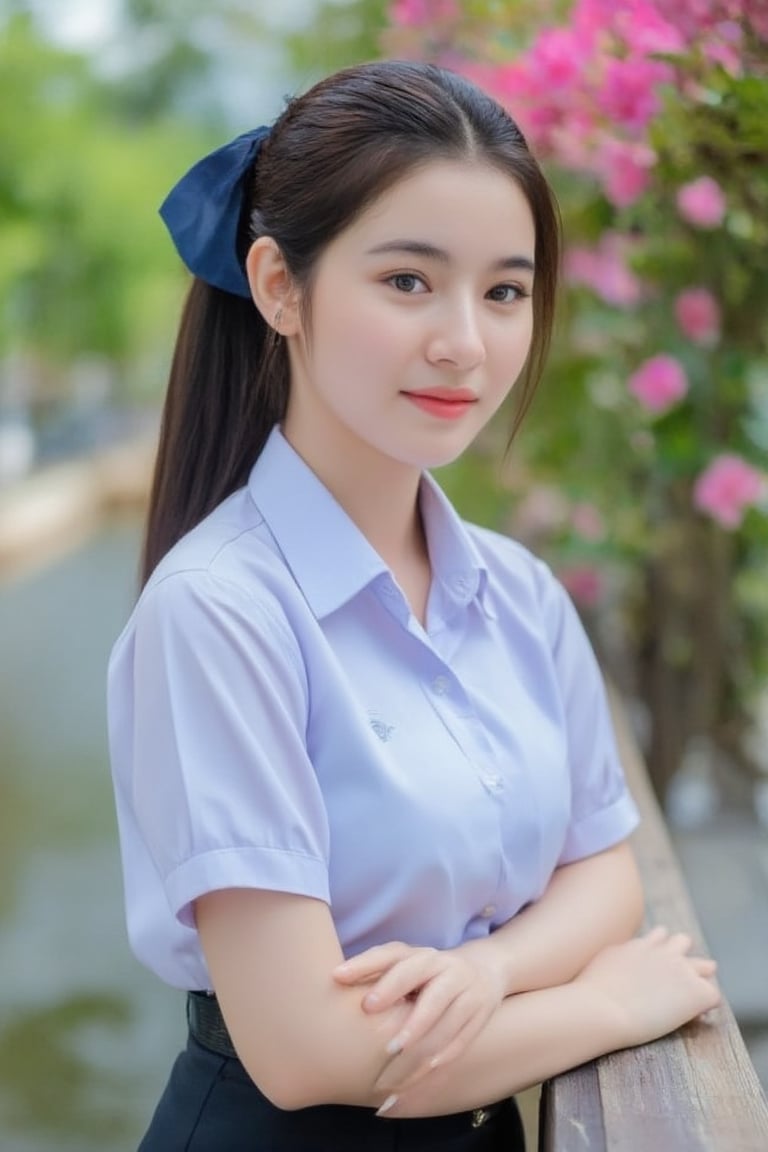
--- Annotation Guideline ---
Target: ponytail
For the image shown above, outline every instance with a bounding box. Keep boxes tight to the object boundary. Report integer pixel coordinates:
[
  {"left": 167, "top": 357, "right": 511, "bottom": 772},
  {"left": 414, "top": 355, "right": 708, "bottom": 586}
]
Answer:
[{"left": 140, "top": 280, "right": 288, "bottom": 585}]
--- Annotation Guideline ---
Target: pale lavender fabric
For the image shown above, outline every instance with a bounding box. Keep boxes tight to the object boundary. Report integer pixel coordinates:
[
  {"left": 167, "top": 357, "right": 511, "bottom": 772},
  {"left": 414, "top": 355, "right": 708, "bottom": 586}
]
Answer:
[{"left": 107, "top": 426, "right": 638, "bottom": 990}]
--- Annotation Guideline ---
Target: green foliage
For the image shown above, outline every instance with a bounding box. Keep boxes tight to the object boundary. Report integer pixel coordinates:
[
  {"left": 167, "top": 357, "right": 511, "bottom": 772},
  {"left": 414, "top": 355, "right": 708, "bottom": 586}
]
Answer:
[
  {"left": 0, "top": 13, "right": 217, "bottom": 395},
  {"left": 102, "top": 0, "right": 221, "bottom": 125},
  {"left": 283, "top": 0, "right": 390, "bottom": 76}
]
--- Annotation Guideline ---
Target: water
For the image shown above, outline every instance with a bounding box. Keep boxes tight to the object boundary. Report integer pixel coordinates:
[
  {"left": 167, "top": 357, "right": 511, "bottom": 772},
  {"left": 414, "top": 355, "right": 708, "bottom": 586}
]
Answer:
[{"left": 0, "top": 519, "right": 185, "bottom": 1151}]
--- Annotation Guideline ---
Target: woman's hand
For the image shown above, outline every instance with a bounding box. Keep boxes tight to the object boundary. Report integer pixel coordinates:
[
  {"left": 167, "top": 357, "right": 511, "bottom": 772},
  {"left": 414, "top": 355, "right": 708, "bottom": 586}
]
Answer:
[
  {"left": 333, "top": 941, "right": 505, "bottom": 1091},
  {"left": 575, "top": 926, "right": 721, "bottom": 1046}
]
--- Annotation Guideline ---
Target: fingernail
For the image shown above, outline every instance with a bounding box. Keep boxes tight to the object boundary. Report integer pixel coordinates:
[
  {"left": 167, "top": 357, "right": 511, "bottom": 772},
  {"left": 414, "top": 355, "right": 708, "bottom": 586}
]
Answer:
[
  {"left": 385, "top": 1033, "right": 405, "bottom": 1055},
  {"left": 376, "top": 1094, "right": 398, "bottom": 1116},
  {"left": 429, "top": 1055, "right": 441, "bottom": 1069},
  {"left": 364, "top": 992, "right": 380, "bottom": 1008},
  {"left": 334, "top": 962, "right": 349, "bottom": 973}
]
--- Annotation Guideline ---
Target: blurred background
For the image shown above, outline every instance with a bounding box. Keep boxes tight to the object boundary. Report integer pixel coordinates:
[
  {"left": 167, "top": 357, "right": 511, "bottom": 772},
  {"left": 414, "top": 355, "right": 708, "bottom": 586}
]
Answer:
[{"left": 1, "top": 1, "right": 766, "bottom": 1148}]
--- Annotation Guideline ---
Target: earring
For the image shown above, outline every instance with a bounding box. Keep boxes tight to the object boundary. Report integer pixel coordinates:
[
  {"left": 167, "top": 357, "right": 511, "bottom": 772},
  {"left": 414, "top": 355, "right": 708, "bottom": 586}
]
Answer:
[{"left": 273, "top": 307, "right": 283, "bottom": 334}]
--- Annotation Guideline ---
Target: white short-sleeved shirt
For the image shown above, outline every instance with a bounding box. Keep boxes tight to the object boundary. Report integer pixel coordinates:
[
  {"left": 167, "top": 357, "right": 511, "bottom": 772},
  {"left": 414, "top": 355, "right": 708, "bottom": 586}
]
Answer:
[{"left": 108, "top": 426, "right": 639, "bottom": 990}]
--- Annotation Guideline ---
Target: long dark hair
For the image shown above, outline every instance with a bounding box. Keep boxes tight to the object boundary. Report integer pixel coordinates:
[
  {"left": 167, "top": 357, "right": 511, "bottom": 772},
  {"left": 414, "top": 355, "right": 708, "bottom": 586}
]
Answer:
[{"left": 141, "top": 59, "right": 561, "bottom": 584}]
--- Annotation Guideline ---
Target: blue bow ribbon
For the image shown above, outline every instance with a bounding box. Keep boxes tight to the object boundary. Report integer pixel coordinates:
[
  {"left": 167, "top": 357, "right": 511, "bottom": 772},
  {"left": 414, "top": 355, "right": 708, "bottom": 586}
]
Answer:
[{"left": 159, "top": 126, "right": 271, "bottom": 297}]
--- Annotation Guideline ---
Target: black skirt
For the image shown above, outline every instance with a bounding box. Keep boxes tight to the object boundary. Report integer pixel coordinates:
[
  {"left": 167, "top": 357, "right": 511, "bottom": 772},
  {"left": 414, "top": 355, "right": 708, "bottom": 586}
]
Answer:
[{"left": 138, "top": 1032, "right": 526, "bottom": 1152}]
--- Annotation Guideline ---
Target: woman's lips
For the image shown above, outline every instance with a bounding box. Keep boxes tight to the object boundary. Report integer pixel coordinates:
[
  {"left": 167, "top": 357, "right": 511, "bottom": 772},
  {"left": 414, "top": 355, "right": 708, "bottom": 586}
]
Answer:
[{"left": 402, "top": 391, "right": 478, "bottom": 420}]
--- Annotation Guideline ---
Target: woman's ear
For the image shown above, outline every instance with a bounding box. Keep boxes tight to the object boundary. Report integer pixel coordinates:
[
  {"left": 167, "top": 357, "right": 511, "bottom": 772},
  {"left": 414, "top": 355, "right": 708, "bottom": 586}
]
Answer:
[{"left": 245, "top": 237, "right": 300, "bottom": 335}]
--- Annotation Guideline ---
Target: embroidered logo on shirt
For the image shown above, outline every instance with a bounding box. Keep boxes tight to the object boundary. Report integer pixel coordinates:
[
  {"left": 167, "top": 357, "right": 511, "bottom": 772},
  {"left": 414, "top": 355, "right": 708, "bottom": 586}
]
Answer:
[{"left": 368, "top": 714, "right": 395, "bottom": 742}]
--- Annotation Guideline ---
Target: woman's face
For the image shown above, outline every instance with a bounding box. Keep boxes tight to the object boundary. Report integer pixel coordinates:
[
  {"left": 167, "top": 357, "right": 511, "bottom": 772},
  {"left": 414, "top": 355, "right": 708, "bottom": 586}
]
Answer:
[{"left": 283, "top": 159, "right": 536, "bottom": 477}]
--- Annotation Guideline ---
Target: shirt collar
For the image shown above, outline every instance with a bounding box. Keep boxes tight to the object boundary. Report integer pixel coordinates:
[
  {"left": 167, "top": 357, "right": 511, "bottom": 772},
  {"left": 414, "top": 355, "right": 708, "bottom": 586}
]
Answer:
[
  {"left": 247, "top": 426, "right": 490, "bottom": 620},
  {"left": 419, "top": 471, "right": 493, "bottom": 619}
]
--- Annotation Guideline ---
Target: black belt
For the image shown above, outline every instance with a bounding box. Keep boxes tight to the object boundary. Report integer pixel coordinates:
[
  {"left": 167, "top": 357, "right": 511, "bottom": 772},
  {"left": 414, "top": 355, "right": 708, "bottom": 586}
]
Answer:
[
  {"left": 186, "top": 991, "right": 506, "bottom": 1130},
  {"left": 188, "top": 991, "right": 238, "bottom": 1058}
]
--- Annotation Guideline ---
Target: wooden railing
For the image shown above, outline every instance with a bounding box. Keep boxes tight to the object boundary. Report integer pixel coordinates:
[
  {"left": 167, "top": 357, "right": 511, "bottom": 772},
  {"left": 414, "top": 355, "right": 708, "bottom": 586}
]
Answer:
[{"left": 539, "top": 689, "right": 768, "bottom": 1150}]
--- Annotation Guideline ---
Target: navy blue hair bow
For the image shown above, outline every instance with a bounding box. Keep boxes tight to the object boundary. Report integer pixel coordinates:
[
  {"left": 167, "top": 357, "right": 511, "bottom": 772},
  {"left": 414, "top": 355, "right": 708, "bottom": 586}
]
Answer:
[{"left": 159, "top": 126, "right": 270, "bottom": 297}]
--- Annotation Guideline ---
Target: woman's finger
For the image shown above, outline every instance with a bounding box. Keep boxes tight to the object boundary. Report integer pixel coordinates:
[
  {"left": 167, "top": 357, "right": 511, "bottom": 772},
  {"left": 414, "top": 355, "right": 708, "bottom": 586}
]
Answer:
[
  {"left": 428, "top": 1002, "right": 488, "bottom": 1070},
  {"left": 360, "top": 951, "right": 442, "bottom": 1013},
  {"left": 667, "top": 932, "right": 693, "bottom": 955},
  {"left": 384, "top": 969, "right": 464, "bottom": 1053},
  {"left": 333, "top": 942, "right": 413, "bottom": 984},
  {"left": 375, "top": 994, "right": 480, "bottom": 1093}
]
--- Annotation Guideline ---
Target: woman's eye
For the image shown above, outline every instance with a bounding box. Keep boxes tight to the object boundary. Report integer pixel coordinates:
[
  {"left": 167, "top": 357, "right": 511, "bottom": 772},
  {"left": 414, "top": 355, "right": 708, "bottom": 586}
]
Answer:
[
  {"left": 487, "top": 284, "right": 527, "bottom": 303},
  {"left": 389, "top": 273, "right": 426, "bottom": 293}
]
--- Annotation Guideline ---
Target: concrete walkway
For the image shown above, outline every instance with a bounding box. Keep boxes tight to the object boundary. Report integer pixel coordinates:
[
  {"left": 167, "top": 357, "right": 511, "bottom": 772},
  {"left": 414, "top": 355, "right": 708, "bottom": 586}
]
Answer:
[
  {"left": 0, "top": 434, "right": 155, "bottom": 581},
  {"left": 673, "top": 818, "right": 768, "bottom": 1087}
]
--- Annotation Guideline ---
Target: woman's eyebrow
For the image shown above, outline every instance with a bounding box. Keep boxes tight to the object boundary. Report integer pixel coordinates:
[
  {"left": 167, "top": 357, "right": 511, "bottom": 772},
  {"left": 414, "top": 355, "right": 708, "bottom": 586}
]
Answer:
[{"left": 366, "top": 240, "right": 535, "bottom": 272}]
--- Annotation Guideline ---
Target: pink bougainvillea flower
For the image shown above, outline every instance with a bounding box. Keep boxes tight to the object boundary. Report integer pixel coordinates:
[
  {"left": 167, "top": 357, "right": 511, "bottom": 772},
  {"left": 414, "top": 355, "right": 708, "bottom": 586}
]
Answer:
[
  {"left": 596, "top": 56, "right": 669, "bottom": 131},
  {"left": 676, "top": 176, "right": 727, "bottom": 227},
  {"left": 693, "top": 454, "right": 766, "bottom": 529},
  {"left": 528, "top": 26, "right": 585, "bottom": 90},
  {"left": 702, "top": 24, "right": 743, "bottom": 75},
  {"left": 571, "top": 502, "right": 606, "bottom": 541},
  {"left": 596, "top": 137, "right": 656, "bottom": 207},
  {"left": 674, "top": 287, "right": 721, "bottom": 346},
  {"left": 613, "top": 0, "right": 685, "bottom": 55},
  {"left": 746, "top": 5, "right": 768, "bottom": 40},
  {"left": 550, "top": 112, "right": 595, "bottom": 170},
  {"left": 559, "top": 564, "right": 605, "bottom": 607},
  {"left": 565, "top": 231, "right": 646, "bottom": 307},
  {"left": 628, "top": 354, "right": 689, "bottom": 413},
  {"left": 390, "top": 0, "right": 458, "bottom": 25},
  {"left": 514, "top": 485, "right": 569, "bottom": 538},
  {"left": 653, "top": 0, "right": 744, "bottom": 41}
]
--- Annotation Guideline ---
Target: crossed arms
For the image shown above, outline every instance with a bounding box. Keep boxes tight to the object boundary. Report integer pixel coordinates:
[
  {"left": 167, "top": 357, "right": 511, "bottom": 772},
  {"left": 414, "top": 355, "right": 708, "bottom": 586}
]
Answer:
[{"left": 194, "top": 839, "right": 719, "bottom": 1117}]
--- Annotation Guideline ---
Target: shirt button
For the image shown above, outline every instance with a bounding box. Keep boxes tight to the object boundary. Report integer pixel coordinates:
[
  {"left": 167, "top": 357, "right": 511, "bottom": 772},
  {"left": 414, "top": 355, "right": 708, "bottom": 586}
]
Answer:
[
  {"left": 432, "top": 675, "right": 450, "bottom": 695},
  {"left": 480, "top": 904, "right": 496, "bottom": 919},
  {"left": 484, "top": 774, "right": 503, "bottom": 792}
]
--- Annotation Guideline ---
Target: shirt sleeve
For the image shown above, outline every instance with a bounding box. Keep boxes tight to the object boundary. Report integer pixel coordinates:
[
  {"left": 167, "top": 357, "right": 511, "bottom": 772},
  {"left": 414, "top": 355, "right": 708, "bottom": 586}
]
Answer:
[
  {"left": 127, "top": 569, "right": 330, "bottom": 928},
  {"left": 534, "top": 560, "right": 640, "bottom": 864}
]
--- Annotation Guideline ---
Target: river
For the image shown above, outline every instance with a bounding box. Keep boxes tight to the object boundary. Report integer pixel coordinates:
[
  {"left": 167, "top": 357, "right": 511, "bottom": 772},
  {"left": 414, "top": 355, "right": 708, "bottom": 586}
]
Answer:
[{"left": 0, "top": 517, "right": 184, "bottom": 1151}]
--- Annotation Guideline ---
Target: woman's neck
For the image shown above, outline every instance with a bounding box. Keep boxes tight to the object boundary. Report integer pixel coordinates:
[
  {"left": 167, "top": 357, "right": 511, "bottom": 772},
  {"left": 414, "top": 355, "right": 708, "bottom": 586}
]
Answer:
[{"left": 280, "top": 419, "right": 432, "bottom": 619}]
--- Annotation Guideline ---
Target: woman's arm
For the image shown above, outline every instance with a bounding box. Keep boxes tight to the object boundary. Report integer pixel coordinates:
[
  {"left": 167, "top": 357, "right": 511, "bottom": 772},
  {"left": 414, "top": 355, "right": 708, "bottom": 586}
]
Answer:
[
  {"left": 195, "top": 888, "right": 408, "bottom": 1110},
  {"left": 468, "top": 839, "right": 645, "bottom": 995},
  {"left": 196, "top": 886, "right": 718, "bottom": 1115},
  {"left": 333, "top": 840, "right": 644, "bottom": 1065},
  {"left": 380, "top": 927, "right": 719, "bottom": 1117}
]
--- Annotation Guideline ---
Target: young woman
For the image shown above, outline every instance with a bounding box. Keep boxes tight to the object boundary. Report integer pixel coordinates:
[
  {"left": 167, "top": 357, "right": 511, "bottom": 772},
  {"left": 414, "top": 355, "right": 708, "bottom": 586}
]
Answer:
[{"left": 108, "top": 59, "right": 719, "bottom": 1151}]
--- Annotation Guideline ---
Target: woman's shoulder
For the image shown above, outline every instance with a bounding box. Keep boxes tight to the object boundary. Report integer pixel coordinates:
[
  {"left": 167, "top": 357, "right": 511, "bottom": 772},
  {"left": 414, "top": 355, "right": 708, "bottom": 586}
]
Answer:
[
  {"left": 117, "top": 487, "right": 308, "bottom": 657},
  {"left": 147, "top": 485, "right": 263, "bottom": 578}
]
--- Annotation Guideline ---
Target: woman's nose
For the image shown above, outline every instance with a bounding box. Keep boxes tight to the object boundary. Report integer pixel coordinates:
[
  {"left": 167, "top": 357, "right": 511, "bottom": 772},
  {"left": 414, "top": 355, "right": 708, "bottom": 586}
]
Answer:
[{"left": 425, "top": 301, "right": 486, "bottom": 371}]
